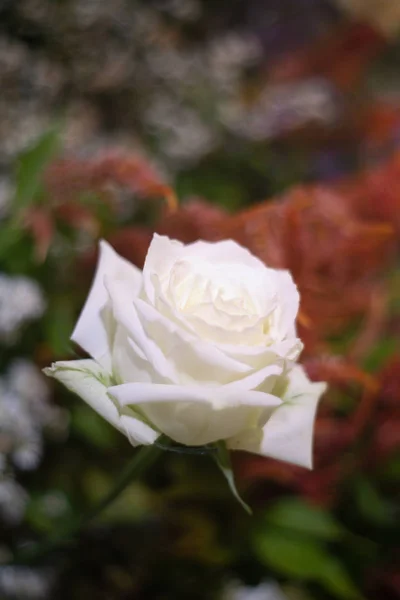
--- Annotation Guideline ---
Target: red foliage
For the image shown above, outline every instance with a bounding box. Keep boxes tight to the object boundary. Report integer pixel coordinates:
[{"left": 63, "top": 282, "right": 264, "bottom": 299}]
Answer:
[
  {"left": 106, "top": 227, "right": 153, "bottom": 270},
  {"left": 269, "top": 22, "right": 385, "bottom": 90},
  {"left": 218, "top": 185, "right": 394, "bottom": 348},
  {"left": 24, "top": 153, "right": 176, "bottom": 261},
  {"left": 368, "top": 356, "right": 400, "bottom": 462},
  {"left": 303, "top": 355, "right": 378, "bottom": 393},
  {"left": 44, "top": 154, "right": 176, "bottom": 207},
  {"left": 103, "top": 198, "right": 227, "bottom": 271},
  {"left": 103, "top": 154, "right": 396, "bottom": 352},
  {"left": 156, "top": 198, "right": 227, "bottom": 244},
  {"left": 342, "top": 150, "right": 400, "bottom": 236},
  {"left": 23, "top": 207, "right": 55, "bottom": 262}
]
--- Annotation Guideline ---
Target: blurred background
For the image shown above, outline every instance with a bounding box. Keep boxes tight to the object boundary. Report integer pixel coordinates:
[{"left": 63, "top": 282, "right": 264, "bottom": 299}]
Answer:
[{"left": 0, "top": 0, "right": 399, "bottom": 598}]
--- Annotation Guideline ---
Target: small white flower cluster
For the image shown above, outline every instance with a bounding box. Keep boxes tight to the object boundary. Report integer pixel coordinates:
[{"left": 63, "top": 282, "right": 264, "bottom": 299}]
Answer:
[
  {"left": 222, "top": 580, "right": 289, "bottom": 600},
  {"left": 0, "top": 565, "right": 54, "bottom": 599},
  {"left": 133, "top": 13, "right": 337, "bottom": 168},
  {"left": 144, "top": 96, "right": 218, "bottom": 166},
  {"left": 0, "top": 479, "right": 28, "bottom": 525},
  {"left": 140, "top": 24, "right": 264, "bottom": 168},
  {"left": 0, "top": 177, "right": 12, "bottom": 220},
  {"left": 0, "top": 2, "right": 342, "bottom": 174},
  {"left": 155, "top": 0, "right": 202, "bottom": 22},
  {"left": 0, "top": 360, "right": 68, "bottom": 524},
  {"left": 0, "top": 35, "right": 60, "bottom": 165},
  {"left": 221, "top": 79, "right": 338, "bottom": 141},
  {"left": 0, "top": 274, "right": 46, "bottom": 344}
]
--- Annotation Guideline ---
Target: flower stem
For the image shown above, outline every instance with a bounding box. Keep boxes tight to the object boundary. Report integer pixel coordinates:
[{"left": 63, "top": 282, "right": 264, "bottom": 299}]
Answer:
[{"left": 12, "top": 438, "right": 168, "bottom": 565}]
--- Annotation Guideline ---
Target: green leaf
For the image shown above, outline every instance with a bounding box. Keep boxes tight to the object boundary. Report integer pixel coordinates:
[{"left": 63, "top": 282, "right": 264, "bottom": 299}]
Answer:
[
  {"left": 44, "top": 298, "right": 75, "bottom": 357},
  {"left": 253, "top": 528, "right": 329, "bottom": 579},
  {"left": 0, "top": 223, "right": 23, "bottom": 261},
  {"left": 253, "top": 528, "right": 361, "bottom": 599},
  {"left": 71, "top": 404, "right": 118, "bottom": 449},
  {"left": 381, "top": 455, "right": 400, "bottom": 483},
  {"left": 26, "top": 490, "right": 72, "bottom": 533},
  {"left": 263, "top": 497, "right": 344, "bottom": 540},
  {"left": 214, "top": 442, "right": 252, "bottom": 514},
  {"left": 14, "top": 125, "right": 61, "bottom": 211},
  {"left": 362, "top": 338, "right": 398, "bottom": 373},
  {"left": 353, "top": 477, "right": 394, "bottom": 526},
  {"left": 319, "top": 557, "right": 362, "bottom": 600}
]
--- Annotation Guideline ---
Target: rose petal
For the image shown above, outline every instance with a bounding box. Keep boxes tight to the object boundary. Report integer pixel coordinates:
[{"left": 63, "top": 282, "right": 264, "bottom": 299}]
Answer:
[
  {"left": 71, "top": 240, "right": 142, "bottom": 372},
  {"left": 105, "top": 278, "right": 181, "bottom": 384},
  {"left": 106, "top": 275, "right": 255, "bottom": 385},
  {"left": 111, "top": 324, "right": 164, "bottom": 385},
  {"left": 108, "top": 382, "right": 282, "bottom": 409},
  {"left": 228, "top": 365, "right": 327, "bottom": 468},
  {"left": 142, "top": 234, "right": 184, "bottom": 305},
  {"left": 215, "top": 338, "right": 303, "bottom": 370},
  {"left": 143, "top": 235, "right": 267, "bottom": 307},
  {"left": 109, "top": 382, "right": 281, "bottom": 446},
  {"left": 185, "top": 238, "right": 266, "bottom": 270},
  {"left": 133, "top": 296, "right": 256, "bottom": 384},
  {"left": 273, "top": 270, "right": 300, "bottom": 340},
  {"left": 44, "top": 359, "right": 159, "bottom": 446}
]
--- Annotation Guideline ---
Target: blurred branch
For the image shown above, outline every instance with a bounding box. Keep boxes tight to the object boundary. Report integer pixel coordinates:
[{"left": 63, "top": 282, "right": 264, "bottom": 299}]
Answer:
[{"left": 11, "top": 438, "right": 168, "bottom": 566}]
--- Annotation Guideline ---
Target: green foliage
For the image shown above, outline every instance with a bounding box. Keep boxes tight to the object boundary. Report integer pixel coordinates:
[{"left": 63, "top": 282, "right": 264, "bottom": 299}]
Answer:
[
  {"left": 362, "top": 338, "right": 398, "bottom": 372},
  {"left": 352, "top": 478, "right": 395, "bottom": 527},
  {"left": 252, "top": 526, "right": 360, "bottom": 599},
  {"left": 252, "top": 498, "right": 362, "bottom": 599},
  {"left": 71, "top": 404, "right": 119, "bottom": 450},
  {"left": 0, "top": 223, "right": 23, "bottom": 262},
  {"left": 44, "top": 297, "right": 76, "bottom": 357},
  {"left": 14, "top": 125, "right": 61, "bottom": 211},
  {"left": 26, "top": 490, "right": 73, "bottom": 534},
  {"left": 261, "top": 498, "right": 344, "bottom": 541}
]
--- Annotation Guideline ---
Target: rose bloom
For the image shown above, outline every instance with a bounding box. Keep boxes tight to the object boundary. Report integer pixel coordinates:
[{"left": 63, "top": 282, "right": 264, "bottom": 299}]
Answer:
[{"left": 45, "top": 235, "right": 326, "bottom": 467}]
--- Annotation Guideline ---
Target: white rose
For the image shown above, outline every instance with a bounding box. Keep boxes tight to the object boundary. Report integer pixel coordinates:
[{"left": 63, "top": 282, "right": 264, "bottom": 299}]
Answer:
[{"left": 45, "top": 235, "right": 326, "bottom": 467}]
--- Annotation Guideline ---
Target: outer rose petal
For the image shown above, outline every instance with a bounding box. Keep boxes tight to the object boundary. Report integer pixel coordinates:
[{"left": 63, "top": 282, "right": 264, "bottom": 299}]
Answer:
[
  {"left": 185, "top": 238, "right": 266, "bottom": 269},
  {"left": 227, "top": 365, "right": 327, "bottom": 468},
  {"left": 218, "top": 338, "right": 303, "bottom": 370},
  {"left": 108, "top": 382, "right": 282, "bottom": 408},
  {"left": 71, "top": 241, "right": 142, "bottom": 372},
  {"left": 274, "top": 270, "right": 300, "bottom": 339},
  {"left": 142, "top": 234, "right": 183, "bottom": 305},
  {"left": 108, "top": 382, "right": 281, "bottom": 446},
  {"left": 44, "top": 359, "right": 159, "bottom": 446}
]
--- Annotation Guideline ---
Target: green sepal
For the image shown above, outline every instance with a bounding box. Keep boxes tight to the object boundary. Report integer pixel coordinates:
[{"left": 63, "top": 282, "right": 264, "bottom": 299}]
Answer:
[{"left": 214, "top": 441, "right": 252, "bottom": 515}]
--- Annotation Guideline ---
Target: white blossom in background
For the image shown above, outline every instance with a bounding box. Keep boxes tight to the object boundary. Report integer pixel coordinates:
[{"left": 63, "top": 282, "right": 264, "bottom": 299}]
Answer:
[
  {"left": 0, "top": 360, "right": 68, "bottom": 524},
  {"left": 0, "top": 360, "right": 68, "bottom": 472},
  {"left": 222, "top": 580, "right": 289, "bottom": 600},
  {"left": 0, "top": 178, "right": 12, "bottom": 220},
  {"left": 155, "top": 0, "right": 202, "bottom": 22},
  {"left": 208, "top": 32, "right": 262, "bottom": 89},
  {"left": 0, "top": 275, "right": 46, "bottom": 344},
  {"left": 0, "top": 479, "right": 28, "bottom": 524},
  {"left": 145, "top": 96, "right": 218, "bottom": 166},
  {"left": 0, "top": 2, "right": 343, "bottom": 173},
  {"left": 0, "top": 566, "right": 54, "bottom": 599},
  {"left": 221, "top": 79, "right": 339, "bottom": 141},
  {"left": 140, "top": 26, "right": 264, "bottom": 167}
]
